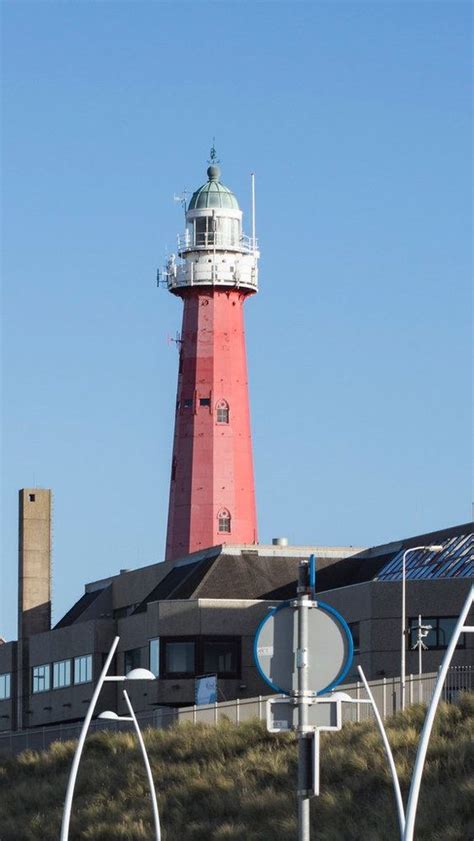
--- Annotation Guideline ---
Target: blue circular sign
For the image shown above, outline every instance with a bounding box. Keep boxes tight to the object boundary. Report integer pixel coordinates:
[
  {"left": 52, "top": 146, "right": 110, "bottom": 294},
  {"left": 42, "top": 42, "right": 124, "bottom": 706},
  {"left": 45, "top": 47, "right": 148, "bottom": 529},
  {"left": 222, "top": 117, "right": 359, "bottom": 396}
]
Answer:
[{"left": 254, "top": 600, "right": 353, "bottom": 696}]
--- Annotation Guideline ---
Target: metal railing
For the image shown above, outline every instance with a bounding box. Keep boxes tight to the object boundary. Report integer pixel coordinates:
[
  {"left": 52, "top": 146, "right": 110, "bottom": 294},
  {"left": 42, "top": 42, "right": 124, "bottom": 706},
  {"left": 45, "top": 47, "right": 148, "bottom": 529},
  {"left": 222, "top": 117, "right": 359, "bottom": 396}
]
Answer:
[
  {"left": 177, "top": 232, "right": 258, "bottom": 253},
  {"left": 0, "top": 666, "right": 471, "bottom": 757}
]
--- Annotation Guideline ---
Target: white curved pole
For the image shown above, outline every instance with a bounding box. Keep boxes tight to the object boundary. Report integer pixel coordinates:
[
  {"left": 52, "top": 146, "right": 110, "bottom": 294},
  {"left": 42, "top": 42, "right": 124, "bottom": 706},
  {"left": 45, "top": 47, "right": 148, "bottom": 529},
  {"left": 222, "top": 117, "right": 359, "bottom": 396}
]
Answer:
[
  {"left": 358, "top": 666, "right": 405, "bottom": 837},
  {"left": 60, "top": 635, "right": 120, "bottom": 841},
  {"left": 403, "top": 586, "right": 473, "bottom": 841},
  {"left": 401, "top": 545, "right": 443, "bottom": 711},
  {"left": 123, "top": 689, "right": 161, "bottom": 841}
]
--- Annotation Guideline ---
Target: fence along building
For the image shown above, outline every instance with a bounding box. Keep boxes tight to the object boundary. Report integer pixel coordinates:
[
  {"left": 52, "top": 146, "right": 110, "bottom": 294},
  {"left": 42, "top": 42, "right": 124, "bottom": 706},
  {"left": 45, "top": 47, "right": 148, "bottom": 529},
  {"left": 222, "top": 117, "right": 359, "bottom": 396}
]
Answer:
[{"left": 0, "top": 490, "right": 472, "bottom": 733}]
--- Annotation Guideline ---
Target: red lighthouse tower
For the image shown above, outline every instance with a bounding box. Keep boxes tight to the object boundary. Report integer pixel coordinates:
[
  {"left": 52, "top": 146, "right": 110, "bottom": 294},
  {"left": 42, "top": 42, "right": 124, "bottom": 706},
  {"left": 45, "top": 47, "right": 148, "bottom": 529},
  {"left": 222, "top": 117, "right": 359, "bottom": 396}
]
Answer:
[{"left": 164, "top": 153, "right": 259, "bottom": 561}]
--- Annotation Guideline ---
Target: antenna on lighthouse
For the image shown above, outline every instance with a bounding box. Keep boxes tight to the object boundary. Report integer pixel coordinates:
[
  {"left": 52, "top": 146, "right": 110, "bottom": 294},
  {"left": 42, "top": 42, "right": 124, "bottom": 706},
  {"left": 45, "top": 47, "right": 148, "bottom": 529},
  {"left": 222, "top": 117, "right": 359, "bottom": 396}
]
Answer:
[
  {"left": 208, "top": 138, "right": 220, "bottom": 165},
  {"left": 251, "top": 172, "right": 256, "bottom": 249},
  {"left": 173, "top": 189, "right": 188, "bottom": 219}
]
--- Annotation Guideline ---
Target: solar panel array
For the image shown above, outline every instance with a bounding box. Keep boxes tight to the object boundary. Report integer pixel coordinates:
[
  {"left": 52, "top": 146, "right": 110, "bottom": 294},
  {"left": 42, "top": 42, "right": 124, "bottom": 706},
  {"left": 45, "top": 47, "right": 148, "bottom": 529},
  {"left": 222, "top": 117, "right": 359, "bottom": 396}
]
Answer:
[{"left": 377, "top": 532, "right": 474, "bottom": 581}]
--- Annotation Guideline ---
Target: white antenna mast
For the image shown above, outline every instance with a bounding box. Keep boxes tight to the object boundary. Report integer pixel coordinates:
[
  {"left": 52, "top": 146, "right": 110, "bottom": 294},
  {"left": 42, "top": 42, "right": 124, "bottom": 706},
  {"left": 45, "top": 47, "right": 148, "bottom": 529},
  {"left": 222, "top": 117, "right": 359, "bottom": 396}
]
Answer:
[
  {"left": 173, "top": 189, "right": 188, "bottom": 221},
  {"left": 251, "top": 172, "right": 256, "bottom": 248}
]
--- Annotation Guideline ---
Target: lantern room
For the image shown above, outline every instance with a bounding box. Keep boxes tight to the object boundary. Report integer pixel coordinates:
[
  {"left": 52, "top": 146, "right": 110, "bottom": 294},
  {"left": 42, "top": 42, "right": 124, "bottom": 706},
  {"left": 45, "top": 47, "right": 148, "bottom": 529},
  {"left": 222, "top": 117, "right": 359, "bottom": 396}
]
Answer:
[{"left": 165, "top": 160, "right": 259, "bottom": 294}]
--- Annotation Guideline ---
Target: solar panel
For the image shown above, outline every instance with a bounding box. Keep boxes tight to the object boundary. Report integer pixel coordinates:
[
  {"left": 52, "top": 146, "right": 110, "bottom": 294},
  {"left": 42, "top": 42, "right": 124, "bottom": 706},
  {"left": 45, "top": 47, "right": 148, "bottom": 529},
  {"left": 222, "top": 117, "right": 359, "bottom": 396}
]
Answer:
[{"left": 377, "top": 533, "right": 474, "bottom": 581}]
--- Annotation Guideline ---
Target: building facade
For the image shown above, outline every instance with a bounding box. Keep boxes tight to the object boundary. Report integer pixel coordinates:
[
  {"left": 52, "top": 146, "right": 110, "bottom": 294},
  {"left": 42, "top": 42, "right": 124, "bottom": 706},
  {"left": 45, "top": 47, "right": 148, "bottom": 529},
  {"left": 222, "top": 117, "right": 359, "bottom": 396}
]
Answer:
[{"left": 0, "top": 491, "right": 472, "bottom": 734}]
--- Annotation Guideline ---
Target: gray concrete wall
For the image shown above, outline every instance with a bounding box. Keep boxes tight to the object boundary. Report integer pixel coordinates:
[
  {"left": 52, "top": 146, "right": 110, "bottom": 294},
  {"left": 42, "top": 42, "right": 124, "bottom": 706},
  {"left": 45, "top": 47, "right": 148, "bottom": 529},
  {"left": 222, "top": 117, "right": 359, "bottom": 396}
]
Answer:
[
  {"left": 18, "top": 489, "right": 52, "bottom": 639},
  {"left": 116, "top": 599, "right": 277, "bottom": 714},
  {"left": 25, "top": 619, "right": 116, "bottom": 727},
  {"left": 320, "top": 578, "right": 474, "bottom": 681}
]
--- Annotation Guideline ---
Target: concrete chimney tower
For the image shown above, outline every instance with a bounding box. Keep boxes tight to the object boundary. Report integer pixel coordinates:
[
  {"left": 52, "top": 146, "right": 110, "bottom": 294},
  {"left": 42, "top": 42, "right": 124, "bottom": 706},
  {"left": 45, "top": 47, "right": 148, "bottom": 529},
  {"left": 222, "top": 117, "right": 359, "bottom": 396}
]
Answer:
[
  {"left": 163, "top": 149, "right": 259, "bottom": 560},
  {"left": 18, "top": 488, "right": 52, "bottom": 639}
]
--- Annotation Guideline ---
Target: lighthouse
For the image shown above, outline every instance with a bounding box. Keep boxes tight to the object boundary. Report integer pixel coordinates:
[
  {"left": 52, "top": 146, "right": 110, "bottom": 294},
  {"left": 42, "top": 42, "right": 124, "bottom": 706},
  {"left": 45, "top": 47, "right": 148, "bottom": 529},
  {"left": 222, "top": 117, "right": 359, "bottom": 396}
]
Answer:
[{"left": 164, "top": 150, "right": 259, "bottom": 561}]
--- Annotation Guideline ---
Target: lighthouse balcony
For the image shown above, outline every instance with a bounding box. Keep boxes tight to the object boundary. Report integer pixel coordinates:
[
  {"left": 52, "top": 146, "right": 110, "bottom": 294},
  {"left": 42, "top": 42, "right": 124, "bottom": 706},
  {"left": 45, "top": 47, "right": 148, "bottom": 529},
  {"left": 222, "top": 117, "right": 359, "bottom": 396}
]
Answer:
[
  {"left": 167, "top": 252, "right": 258, "bottom": 293},
  {"left": 177, "top": 232, "right": 258, "bottom": 255}
]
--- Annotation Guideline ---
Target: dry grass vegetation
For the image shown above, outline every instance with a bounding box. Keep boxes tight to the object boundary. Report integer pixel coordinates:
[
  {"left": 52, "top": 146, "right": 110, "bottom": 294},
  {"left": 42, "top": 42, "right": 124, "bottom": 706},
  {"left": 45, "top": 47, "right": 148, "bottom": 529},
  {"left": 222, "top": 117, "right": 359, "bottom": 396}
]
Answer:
[{"left": 0, "top": 695, "right": 472, "bottom": 841}]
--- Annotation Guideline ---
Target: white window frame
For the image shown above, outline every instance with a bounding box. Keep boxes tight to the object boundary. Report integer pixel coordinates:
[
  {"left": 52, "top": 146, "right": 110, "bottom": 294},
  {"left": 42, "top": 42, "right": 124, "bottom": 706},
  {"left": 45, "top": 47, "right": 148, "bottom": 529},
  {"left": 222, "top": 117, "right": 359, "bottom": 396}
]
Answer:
[
  {"left": 53, "top": 659, "right": 72, "bottom": 689},
  {"left": 74, "top": 654, "right": 92, "bottom": 685},
  {"left": 32, "top": 664, "right": 50, "bottom": 694}
]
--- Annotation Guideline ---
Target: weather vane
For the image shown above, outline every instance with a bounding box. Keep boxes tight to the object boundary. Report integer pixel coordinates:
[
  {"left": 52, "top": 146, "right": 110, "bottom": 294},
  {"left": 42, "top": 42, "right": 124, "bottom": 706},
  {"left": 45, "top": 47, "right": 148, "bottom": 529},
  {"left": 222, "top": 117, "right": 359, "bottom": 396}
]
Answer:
[{"left": 208, "top": 138, "right": 220, "bottom": 165}]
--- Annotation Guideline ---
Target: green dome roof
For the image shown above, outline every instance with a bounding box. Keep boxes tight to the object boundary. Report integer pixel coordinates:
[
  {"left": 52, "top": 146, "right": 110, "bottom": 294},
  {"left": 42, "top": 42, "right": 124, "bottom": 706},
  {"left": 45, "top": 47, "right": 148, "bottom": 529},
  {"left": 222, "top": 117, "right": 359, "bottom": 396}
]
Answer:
[{"left": 188, "top": 165, "right": 239, "bottom": 211}]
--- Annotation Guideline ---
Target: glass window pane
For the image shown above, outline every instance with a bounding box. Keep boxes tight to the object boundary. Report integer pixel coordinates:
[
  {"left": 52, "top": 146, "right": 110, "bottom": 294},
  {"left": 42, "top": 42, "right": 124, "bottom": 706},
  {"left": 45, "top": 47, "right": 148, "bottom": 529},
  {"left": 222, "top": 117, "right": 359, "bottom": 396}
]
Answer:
[
  {"left": 203, "top": 641, "right": 238, "bottom": 675},
  {"left": 32, "top": 664, "right": 50, "bottom": 693},
  {"left": 438, "top": 618, "right": 458, "bottom": 648},
  {"left": 74, "top": 655, "right": 92, "bottom": 684},
  {"left": 218, "top": 515, "right": 231, "bottom": 533},
  {"left": 216, "top": 401, "right": 229, "bottom": 423},
  {"left": 149, "top": 639, "right": 160, "bottom": 677},
  {"left": 124, "top": 648, "right": 141, "bottom": 673},
  {"left": 195, "top": 217, "right": 206, "bottom": 245},
  {"left": 53, "top": 660, "right": 71, "bottom": 689},
  {"left": 0, "top": 673, "right": 10, "bottom": 700},
  {"left": 422, "top": 619, "right": 437, "bottom": 648},
  {"left": 348, "top": 622, "right": 360, "bottom": 653},
  {"left": 165, "top": 641, "right": 195, "bottom": 674}
]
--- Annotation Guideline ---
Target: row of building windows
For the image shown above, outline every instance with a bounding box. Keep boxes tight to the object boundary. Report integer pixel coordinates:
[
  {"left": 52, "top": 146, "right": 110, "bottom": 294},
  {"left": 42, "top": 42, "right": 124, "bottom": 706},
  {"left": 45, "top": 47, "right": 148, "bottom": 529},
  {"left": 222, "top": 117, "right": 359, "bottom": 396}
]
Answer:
[
  {"left": 125, "top": 637, "right": 241, "bottom": 680},
  {"left": 176, "top": 398, "right": 229, "bottom": 423},
  {"left": 32, "top": 654, "right": 92, "bottom": 694},
  {"left": 5, "top": 616, "right": 462, "bottom": 702}
]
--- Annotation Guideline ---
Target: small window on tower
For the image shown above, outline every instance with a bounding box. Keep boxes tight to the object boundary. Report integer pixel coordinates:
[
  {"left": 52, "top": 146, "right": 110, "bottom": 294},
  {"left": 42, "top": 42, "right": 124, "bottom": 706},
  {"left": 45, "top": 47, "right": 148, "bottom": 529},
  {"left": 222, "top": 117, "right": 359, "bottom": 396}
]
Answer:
[
  {"left": 184, "top": 399, "right": 193, "bottom": 409},
  {"left": 29, "top": 494, "right": 36, "bottom": 502},
  {"left": 200, "top": 398, "right": 211, "bottom": 407},
  {"left": 216, "top": 400, "right": 229, "bottom": 424},
  {"left": 218, "top": 509, "right": 231, "bottom": 533}
]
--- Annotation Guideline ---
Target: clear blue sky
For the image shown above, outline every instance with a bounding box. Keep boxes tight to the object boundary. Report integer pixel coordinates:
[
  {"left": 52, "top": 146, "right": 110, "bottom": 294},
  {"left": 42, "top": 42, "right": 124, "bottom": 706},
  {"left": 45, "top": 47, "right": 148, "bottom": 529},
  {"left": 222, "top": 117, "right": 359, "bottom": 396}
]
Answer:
[{"left": 1, "top": 1, "right": 471, "bottom": 640}]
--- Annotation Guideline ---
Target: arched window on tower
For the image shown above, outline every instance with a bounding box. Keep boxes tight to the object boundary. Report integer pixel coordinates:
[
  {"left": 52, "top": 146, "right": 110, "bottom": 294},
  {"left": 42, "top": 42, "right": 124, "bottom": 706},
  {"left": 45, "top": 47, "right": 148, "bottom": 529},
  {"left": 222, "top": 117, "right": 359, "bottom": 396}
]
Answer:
[
  {"left": 216, "top": 399, "right": 229, "bottom": 424},
  {"left": 218, "top": 509, "right": 231, "bottom": 534}
]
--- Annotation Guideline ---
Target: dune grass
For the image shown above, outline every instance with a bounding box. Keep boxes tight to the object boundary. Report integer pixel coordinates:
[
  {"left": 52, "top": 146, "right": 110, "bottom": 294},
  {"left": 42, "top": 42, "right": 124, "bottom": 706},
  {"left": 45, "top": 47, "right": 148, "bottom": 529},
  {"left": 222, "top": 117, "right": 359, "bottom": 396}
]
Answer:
[{"left": 0, "top": 694, "right": 472, "bottom": 840}]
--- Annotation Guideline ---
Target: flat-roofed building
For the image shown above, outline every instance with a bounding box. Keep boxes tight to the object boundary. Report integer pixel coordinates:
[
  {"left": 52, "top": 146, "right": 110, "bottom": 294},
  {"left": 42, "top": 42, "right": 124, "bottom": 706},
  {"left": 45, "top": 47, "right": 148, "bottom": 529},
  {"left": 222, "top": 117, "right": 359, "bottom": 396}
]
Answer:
[{"left": 0, "top": 493, "right": 471, "bottom": 734}]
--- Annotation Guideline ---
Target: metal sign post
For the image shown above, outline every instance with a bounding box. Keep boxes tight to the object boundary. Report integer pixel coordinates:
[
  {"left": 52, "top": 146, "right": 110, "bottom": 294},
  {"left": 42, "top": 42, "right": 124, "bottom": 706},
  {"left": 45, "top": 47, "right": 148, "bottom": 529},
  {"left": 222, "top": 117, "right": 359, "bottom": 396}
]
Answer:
[
  {"left": 297, "top": 560, "right": 311, "bottom": 840},
  {"left": 254, "top": 555, "right": 354, "bottom": 841}
]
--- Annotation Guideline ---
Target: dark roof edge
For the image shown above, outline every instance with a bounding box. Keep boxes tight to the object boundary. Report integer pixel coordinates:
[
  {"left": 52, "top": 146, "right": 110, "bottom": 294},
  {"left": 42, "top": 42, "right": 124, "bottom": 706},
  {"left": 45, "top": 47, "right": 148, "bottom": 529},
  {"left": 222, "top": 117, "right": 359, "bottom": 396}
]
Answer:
[
  {"left": 53, "top": 587, "right": 105, "bottom": 629},
  {"left": 350, "top": 521, "right": 473, "bottom": 561}
]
